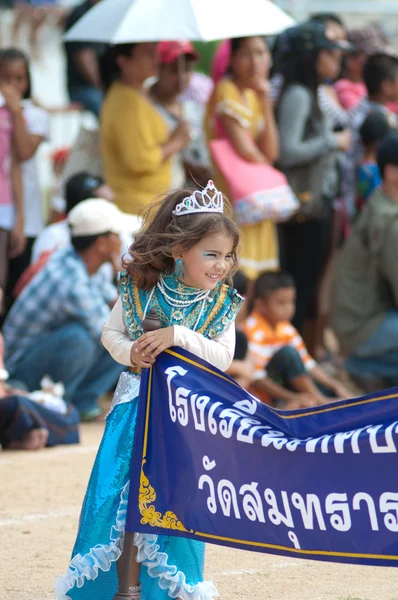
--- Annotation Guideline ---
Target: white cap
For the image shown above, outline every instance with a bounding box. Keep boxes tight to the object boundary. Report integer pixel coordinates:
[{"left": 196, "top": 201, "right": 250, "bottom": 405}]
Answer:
[{"left": 68, "top": 198, "right": 142, "bottom": 237}]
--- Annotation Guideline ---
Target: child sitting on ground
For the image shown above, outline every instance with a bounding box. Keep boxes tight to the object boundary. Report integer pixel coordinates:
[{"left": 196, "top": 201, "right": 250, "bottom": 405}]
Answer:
[
  {"left": 0, "top": 306, "right": 79, "bottom": 451},
  {"left": 244, "top": 271, "right": 352, "bottom": 409},
  {"left": 356, "top": 111, "right": 391, "bottom": 212}
]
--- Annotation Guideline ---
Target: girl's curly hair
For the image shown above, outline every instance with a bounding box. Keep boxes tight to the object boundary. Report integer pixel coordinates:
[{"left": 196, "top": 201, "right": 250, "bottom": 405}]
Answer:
[{"left": 123, "top": 187, "right": 240, "bottom": 290}]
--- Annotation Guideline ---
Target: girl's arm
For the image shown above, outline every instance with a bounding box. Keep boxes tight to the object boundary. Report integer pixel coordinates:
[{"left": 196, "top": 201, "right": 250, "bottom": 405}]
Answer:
[
  {"left": 101, "top": 298, "right": 135, "bottom": 365},
  {"left": 2, "top": 85, "right": 45, "bottom": 161},
  {"left": 136, "top": 323, "right": 236, "bottom": 373},
  {"left": 277, "top": 85, "right": 339, "bottom": 168},
  {"left": 226, "top": 358, "right": 254, "bottom": 389},
  {"left": 9, "top": 143, "right": 25, "bottom": 258},
  {"left": 310, "top": 365, "right": 352, "bottom": 399},
  {"left": 102, "top": 298, "right": 155, "bottom": 369},
  {"left": 161, "top": 120, "right": 191, "bottom": 162},
  {"left": 103, "top": 296, "right": 237, "bottom": 372},
  {"left": 255, "top": 83, "right": 279, "bottom": 163},
  {"left": 220, "top": 114, "right": 265, "bottom": 163},
  {"left": 173, "top": 323, "right": 235, "bottom": 372},
  {"left": 254, "top": 376, "right": 317, "bottom": 408},
  {"left": 10, "top": 108, "right": 44, "bottom": 162}
]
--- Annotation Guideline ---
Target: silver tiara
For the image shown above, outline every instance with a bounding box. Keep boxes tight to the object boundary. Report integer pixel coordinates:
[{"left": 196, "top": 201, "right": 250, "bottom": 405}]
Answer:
[{"left": 172, "top": 180, "right": 224, "bottom": 217}]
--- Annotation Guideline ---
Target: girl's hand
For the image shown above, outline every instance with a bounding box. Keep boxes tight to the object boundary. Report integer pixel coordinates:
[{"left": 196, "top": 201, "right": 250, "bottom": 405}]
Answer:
[
  {"left": 331, "top": 381, "right": 352, "bottom": 400},
  {"left": 250, "top": 77, "right": 271, "bottom": 103},
  {"left": 135, "top": 327, "right": 175, "bottom": 359},
  {"left": 130, "top": 344, "right": 156, "bottom": 369},
  {"left": 173, "top": 120, "right": 191, "bottom": 150},
  {"left": 0, "top": 84, "right": 22, "bottom": 114},
  {"left": 335, "top": 129, "right": 352, "bottom": 152},
  {"left": 291, "top": 393, "right": 319, "bottom": 409},
  {"left": 9, "top": 220, "right": 26, "bottom": 258}
]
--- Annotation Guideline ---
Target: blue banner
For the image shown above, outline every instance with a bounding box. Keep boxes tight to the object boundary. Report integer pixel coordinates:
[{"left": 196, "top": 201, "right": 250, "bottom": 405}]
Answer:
[{"left": 127, "top": 347, "right": 398, "bottom": 566}]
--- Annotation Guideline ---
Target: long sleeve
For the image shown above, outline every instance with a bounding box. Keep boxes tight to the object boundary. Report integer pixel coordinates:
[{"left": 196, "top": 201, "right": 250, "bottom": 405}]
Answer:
[
  {"left": 102, "top": 297, "right": 237, "bottom": 371},
  {"left": 277, "top": 85, "right": 338, "bottom": 168},
  {"left": 173, "top": 323, "right": 236, "bottom": 372},
  {"left": 102, "top": 297, "right": 133, "bottom": 365}
]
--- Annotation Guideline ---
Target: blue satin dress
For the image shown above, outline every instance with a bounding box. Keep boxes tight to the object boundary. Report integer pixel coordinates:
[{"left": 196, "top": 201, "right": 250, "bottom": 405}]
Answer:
[{"left": 55, "top": 272, "right": 242, "bottom": 600}]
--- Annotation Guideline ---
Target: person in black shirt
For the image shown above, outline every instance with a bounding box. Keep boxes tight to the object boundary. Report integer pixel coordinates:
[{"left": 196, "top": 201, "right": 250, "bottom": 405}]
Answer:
[{"left": 64, "top": 0, "right": 105, "bottom": 117}]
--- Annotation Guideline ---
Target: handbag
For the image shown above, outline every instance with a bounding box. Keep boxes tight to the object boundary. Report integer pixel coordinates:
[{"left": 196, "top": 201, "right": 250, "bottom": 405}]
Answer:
[
  {"left": 209, "top": 137, "right": 299, "bottom": 227},
  {"left": 281, "top": 153, "right": 331, "bottom": 221}
]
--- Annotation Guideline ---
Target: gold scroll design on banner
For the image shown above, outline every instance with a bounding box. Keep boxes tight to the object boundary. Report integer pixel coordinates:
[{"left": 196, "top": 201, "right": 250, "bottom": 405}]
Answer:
[{"left": 139, "top": 459, "right": 189, "bottom": 532}]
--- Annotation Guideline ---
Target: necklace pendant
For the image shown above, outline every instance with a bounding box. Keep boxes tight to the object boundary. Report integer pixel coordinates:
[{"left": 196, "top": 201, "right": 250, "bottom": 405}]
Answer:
[{"left": 173, "top": 309, "right": 184, "bottom": 321}]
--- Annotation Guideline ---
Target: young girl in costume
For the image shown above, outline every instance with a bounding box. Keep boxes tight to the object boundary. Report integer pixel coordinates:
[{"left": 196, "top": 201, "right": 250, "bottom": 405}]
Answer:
[{"left": 56, "top": 181, "right": 243, "bottom": 600}]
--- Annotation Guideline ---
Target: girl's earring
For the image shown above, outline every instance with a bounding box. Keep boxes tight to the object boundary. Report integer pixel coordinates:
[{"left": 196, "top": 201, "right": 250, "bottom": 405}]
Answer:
[{"left": 175, "top": 258, "right": 184, "bottom": 279}]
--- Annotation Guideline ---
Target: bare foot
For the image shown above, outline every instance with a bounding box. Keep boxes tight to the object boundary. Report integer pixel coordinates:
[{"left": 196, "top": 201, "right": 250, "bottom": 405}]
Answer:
[{"left": 8, "top": 428, "right": 49, "bottom": 451}]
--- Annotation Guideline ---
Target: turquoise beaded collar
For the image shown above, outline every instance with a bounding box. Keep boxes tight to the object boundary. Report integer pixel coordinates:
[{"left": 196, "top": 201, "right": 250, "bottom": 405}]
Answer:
[{"left": 118, "top": 271, "right": 243, "bottom": 343}]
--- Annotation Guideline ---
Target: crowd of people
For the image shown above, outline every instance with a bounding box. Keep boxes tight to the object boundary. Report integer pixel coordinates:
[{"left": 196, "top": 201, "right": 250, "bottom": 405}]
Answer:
[{"left": 1, "top": 1, "right": 398, "bottom": 451}]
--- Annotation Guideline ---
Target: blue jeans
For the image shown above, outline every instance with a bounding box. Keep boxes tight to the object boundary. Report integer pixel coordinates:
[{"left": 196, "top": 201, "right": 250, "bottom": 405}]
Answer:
[
  {"left": 68, "top": 85, "right": 103, "bottom": 118},
  {"left": 267, "top": 346, "right": 307, "bottom": 384},
  {"left": 9, "top": 323, "right": 124, "bottom": 416},
  {"left": 267, "top": 346, "right": 333, "bottom": 399},
  {"left": 345, "top": 310, "right": 398, "bottom": 385}
]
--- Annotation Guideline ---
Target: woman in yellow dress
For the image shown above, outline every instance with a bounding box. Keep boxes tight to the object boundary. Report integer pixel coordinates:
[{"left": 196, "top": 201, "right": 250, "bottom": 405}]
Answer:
[
  {"left": 205, "top": 36, "right": 280, "bottom": 280},
  {"left": 100, "top": 43, "right": 191, "bottom": 216}
]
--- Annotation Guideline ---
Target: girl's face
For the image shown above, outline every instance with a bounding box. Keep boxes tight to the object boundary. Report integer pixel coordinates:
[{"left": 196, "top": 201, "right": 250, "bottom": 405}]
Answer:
[
  {"left": 177, "top": 231, "right": 235, "bottom": 290},
  {"left": 0, "top": 59, "right": 28, "bottom": 97},
  {"left": 345, "top": 51, "right": 367, "bottom": 80},
  {"left": 119, "top": 43, "right": 159, "bottom": 85},
  {"left": 230, "top": 36, "right": 270, "bottom": 87},
  {"left": 158, "top": 57, "right": 195, "bottom": 97},
  {"left": 316, "top": 49, "right": 342, "bottom": 82}
]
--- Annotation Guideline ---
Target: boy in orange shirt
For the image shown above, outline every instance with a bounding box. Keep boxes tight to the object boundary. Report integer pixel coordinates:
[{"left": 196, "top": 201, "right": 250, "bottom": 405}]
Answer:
[{"left": 244, "top": 271, "right": 352, "bottom": 409}]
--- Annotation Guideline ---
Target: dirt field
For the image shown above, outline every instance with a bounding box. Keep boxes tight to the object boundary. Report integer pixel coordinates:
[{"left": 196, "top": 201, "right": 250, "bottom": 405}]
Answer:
[{"left": 1, "top": 421, "right": 397, "bottom": 600}]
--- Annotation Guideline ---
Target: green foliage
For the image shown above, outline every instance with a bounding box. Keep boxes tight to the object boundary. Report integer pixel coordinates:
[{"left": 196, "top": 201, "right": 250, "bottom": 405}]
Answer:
[{"left": 193, "top": 40, "right": 221, "bottom": 76}]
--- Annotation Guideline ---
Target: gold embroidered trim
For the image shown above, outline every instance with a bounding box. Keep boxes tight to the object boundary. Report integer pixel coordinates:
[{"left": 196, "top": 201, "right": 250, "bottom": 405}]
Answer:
[
  {"left": 132, "top": 280, "right": 144, "bottom": 320},
  {"left": 138, "top": 459, "right": 189, "bottom": 531},
  {"left": 198, "top": 284, "right": 228, "bottom": 334}
]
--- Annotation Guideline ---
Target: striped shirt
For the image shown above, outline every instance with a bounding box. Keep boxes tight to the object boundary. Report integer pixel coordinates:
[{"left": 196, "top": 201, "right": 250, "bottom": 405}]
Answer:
[
  {"left": 243, "top": 312, "right": 316, "bottom": 381},
  {"left": 270, "top": 74, "right": 365, "bottom": 129}
]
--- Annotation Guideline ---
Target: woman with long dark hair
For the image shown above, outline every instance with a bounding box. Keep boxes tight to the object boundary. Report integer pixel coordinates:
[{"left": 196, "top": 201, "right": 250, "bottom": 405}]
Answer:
[
  {"left": 100, "top": 43, "right": 191, "bottom": 216},
  {"left": 275, "top": 22, "right": 351, "bottom": 352}
]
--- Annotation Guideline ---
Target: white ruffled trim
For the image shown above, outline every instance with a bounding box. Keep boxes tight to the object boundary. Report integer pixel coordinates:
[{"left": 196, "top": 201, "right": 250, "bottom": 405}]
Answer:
[
  {"left": 54, "top": 482, "right": 218, "bottom": 600},
  {"left": 54, "top": 482, "right": 129, "bottom": 600},
  {"left": 106, "top": 372, "right": 140, "bottom": 418},
  {"left": 135, "top": 533, "right": 218, "bottom": 600}
]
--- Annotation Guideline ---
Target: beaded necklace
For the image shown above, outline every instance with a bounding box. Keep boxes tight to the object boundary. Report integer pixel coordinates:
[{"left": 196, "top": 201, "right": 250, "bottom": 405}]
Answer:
[{"left": 143, "top": 274, "right": 213, "bottom": 332}]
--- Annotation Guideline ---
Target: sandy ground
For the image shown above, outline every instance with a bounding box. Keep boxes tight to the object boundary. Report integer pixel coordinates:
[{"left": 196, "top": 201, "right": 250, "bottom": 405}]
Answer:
[{"left": 0, "top": 418, "right": 397, "bottom": 600}]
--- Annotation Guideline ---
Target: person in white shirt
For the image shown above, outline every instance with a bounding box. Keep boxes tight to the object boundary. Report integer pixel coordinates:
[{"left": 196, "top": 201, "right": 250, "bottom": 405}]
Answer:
[
  {"left": 32, "top": 171, "right": 117, "bottom": 262},
  {"left": 30, "top": 171, "right": 140, "bottom": 305}
]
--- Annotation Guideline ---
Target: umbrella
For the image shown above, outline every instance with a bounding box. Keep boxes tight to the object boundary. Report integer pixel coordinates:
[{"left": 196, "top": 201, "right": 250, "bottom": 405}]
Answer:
[{"left": 64, "top": 0, "right": 295, "bottom": 43}]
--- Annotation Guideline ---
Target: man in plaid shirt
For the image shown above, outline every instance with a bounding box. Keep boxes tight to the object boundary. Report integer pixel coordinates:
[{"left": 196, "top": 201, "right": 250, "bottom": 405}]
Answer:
[{"left": 3, "top": 199, "right": 137, "bottom": 420}]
